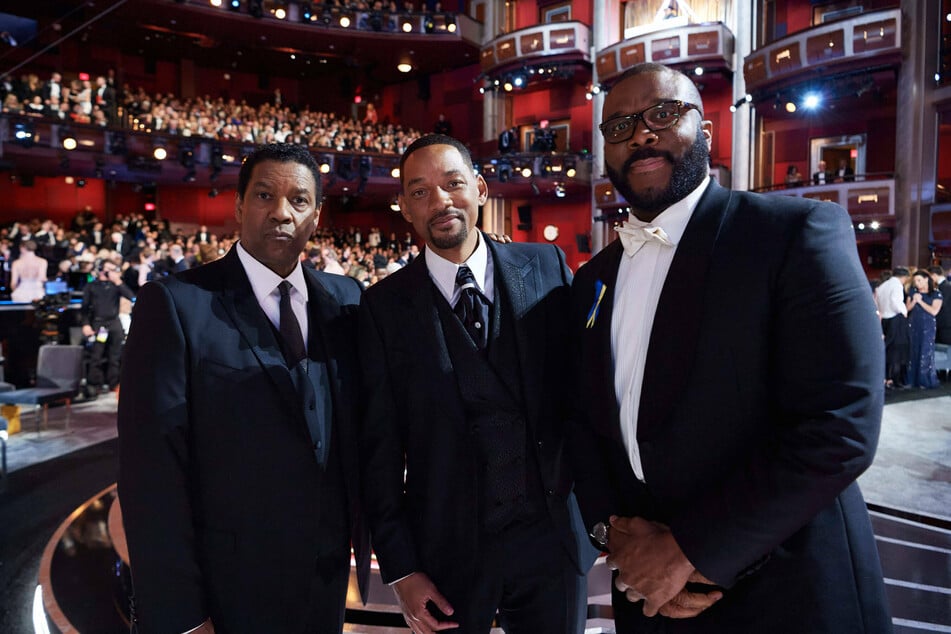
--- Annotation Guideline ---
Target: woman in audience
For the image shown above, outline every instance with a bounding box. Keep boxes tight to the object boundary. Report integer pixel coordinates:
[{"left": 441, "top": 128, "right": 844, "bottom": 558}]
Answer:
[
  {"left": 906, "top": 269, "right": 944, "bottom": 388},
  {"left": 10, "top": 240, "right": 48, "bottom": 303}
]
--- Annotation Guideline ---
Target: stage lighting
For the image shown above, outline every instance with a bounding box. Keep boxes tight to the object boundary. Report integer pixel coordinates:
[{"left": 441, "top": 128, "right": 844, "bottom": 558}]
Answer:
[
  {"left": 520, "top": 167, "right": 532, "bottom": 179},
  {"left": 300, "top": 1, "right": 313, "bottom": 21},
  {"left": 62, "top": 134, "right": 77, "bottom": 151},
  {"left": 802, "top": 93, "right": 821, "bottom": 110},
  {"left": 228, "top": 0, "right": 240, "bottom": 11},
  {"left": 153, "top": 145, "right": 167, "bottom": 161},
  {"left": 13, "top": 122, "right": 35, "bottom": 148}
]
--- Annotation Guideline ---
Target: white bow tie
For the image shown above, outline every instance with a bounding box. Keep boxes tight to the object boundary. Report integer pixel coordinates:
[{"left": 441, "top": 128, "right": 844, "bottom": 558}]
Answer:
[{"left": 615, "top": 222, "right": 674, "bottom": 257}]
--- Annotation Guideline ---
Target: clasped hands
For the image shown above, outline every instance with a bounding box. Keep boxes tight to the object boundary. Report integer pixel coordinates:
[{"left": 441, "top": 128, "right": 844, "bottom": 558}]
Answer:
[{"left": 605, "top": 515, "right": 723, "bottom": 619}]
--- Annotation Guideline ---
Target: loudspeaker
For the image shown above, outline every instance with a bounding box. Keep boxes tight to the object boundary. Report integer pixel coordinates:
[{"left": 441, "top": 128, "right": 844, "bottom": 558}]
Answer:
[
  {"left": 417, "top": 75, "right": 431, "bottom": 101},
  {"left": 516, "top": 204, "right": 532, "bottom": 231},
  {"left": 576, "top": 233, "right": 591, "bottom": 254}
]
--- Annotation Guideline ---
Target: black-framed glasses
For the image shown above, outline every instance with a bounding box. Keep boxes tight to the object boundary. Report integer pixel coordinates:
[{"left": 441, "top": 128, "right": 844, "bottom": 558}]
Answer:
[{"left": 599, "top": 100, "right": 700, "bottom": 144}]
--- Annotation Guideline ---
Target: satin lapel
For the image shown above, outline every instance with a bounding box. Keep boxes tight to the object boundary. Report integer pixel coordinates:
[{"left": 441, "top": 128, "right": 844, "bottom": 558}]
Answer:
[
  {"left": 215, "top": 250, "right": 298, "bottom": 412},
  {"left": 487, "top": 239, "right": 539, "bottom": 421},
  {"left": 638, "top": 181, "right": 733, "bottom": 438},
  {"left": 582, "top": 239, "right": 625, "bottom": 445}
]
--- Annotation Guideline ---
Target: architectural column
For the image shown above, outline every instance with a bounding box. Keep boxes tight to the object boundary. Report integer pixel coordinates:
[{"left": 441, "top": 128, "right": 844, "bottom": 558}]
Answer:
[
  {"left": 730, "top": 0, "right": 753, "bottom": 191},
  {"left": 590, "top": 0, "right": 612, "bottom": 254},
  {"left": 893, "top": 0, "right": 940, "bottom": 267}
]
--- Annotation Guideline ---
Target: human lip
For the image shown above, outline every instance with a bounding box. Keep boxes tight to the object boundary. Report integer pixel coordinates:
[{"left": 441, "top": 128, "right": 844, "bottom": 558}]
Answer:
[
  {"left": 629, "top": 157, "right": 668, "bottom": 174},
  {"left": 430, "top": 212, "right": 462, "bottom": 229},
  {"left": 265, "top": 231, "right": 294, "bottom": 241}
]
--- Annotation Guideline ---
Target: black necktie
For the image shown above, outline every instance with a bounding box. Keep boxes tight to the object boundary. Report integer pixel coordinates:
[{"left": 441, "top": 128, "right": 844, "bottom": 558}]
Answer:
[
  {"left": 454, "top": 265, "right": 490, "bottom": 350},
  {"left": 278, "top": 281, "right": 306, "bottom": 366}
]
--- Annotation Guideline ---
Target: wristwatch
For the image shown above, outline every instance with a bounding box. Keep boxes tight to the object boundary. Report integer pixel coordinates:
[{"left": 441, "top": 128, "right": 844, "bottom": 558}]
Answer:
[{"left": 591, "top": 521, "right": 609, "bottom": 550}]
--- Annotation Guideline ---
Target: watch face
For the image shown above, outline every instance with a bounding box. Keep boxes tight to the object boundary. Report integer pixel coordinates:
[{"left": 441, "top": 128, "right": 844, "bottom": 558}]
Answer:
[{"left": 592, "top": 521, "right": 608, "bottom": 547}]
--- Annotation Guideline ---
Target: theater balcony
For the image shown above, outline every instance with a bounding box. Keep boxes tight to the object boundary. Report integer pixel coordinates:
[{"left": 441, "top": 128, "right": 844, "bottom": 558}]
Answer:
[
  {"left": 0, "top": 115, "right": 406, "bottom": 202},
  {"left": 595, "top": 21, "right": 735, "bottom": 88},
  {"left": 477, "top": 21, "right": 591, "bottom": 93},
  {"left": 743, "top": 8, "right": 901, "bottom": 98}
]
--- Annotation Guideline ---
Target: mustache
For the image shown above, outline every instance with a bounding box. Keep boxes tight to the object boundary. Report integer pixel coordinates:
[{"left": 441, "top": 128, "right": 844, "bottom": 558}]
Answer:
[
  {"left": 622, "top": 148, "right": 674, "bottom": 172},
  {"left": 429, "top": 210, "right": 463, "bottom": 224}
]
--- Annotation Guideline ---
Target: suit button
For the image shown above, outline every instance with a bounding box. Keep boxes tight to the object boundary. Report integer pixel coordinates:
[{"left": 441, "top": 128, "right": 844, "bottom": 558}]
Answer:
[
  {"left": 537, "top": 440, "right": 544, "bottom": 447},
  {"left": 314, "top": 440, "right": 322, "bottom": 449},
  {"left": 547, "top": 489, "right": 554, "bottom": 496}
]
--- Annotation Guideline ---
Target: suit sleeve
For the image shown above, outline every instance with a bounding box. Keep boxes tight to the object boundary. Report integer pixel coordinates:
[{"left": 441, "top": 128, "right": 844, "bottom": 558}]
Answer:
[
  {"left": 117, "top": 281, "right": 207, "bottom": 633},
  {"left": 670, "top": 202, "right": 885, "bottom": 586},
  {"left": 357, "top": 293, "right": 420, "bottom": 583}
]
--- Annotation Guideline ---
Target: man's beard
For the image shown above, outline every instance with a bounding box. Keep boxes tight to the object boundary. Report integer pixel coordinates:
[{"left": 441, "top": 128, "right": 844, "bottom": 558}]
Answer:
[
  {"left": 427, "top": 211, "right": 469, "bottom": 250},
  {"left": 606, "top": 127, "right": 710, "bottom": 218}
]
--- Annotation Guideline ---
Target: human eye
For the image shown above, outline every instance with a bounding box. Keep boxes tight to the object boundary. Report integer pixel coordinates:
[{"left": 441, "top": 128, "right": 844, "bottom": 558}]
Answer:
[
  {"left": 410, "top": 188, "right": 427, "bottom": 199},
  {"left": 610, "top": 118, "right": 633, "bottom": 134},
  {"left": 255, "top": 190, "right": 272, "bottom": 200}
]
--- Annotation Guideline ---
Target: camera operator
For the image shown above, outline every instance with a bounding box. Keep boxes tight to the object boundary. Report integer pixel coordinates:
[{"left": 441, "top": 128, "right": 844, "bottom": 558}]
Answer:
[{"left": 81, "top": 261, "right": 134, "bottom": 398}]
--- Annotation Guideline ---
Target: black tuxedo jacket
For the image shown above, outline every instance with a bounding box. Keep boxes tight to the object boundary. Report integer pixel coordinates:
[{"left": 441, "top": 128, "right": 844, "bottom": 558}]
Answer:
[
  {"left": 118, "top": 248, "right": 369, "bottom": 633},
  {"left": 358, "top": 238, "right": 588, "bottom": 600},
  {"left": 570, "top": 181, "right": 890, "bottom": 632}
]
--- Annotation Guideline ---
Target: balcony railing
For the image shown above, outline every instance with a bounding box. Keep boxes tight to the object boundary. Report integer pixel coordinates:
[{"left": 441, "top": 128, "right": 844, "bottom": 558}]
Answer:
[
  {"left": 744, "top": 8, "right": 901, "bottom": 93},
  {"left": 761, "top": 175, "right": 896, "bottom": 218},
  {"left": 595, "top": 22, "right": 734, "bottom": 86},
  {"left": 480, "top": 21, "right": 591, "bottom": 77}
]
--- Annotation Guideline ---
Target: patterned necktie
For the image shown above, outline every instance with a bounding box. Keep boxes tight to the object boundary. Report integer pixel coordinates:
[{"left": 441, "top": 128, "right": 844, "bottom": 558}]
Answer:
[
  {"left": 278, "top": 281, "right": 306, "bottom": 366},
  {"left": 615, "top": 222, "right": 674, "bottom": 257},
  {"left": 454, "top": 265, "right": 490, "bottom": 350}
]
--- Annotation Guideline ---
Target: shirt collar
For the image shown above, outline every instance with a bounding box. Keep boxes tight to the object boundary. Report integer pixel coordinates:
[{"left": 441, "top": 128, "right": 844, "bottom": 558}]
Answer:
[
  {"left": 236, "top": 241, "right": 308, "bottom": 304},
  {"left": 626, "top": 176, "right": 710, "bottom": 245},
  {"left": 425, "top": 230, "right": 489, "bottom": 300}
]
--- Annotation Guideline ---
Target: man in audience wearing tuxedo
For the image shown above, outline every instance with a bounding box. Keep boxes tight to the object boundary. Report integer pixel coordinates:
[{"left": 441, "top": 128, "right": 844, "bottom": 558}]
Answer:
[
  {"left": 570, "top": 63, "right": 890, "bottom": 633},
  {"left": 359, "top": 134, "right": 593, "bottom": 634},
  {"left": 118, "top": 143, "right": 369, "bottom": 634}
]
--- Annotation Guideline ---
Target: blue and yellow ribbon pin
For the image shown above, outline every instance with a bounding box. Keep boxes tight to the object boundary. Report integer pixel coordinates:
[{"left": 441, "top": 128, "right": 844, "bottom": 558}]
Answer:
[{"left": 585, "top": 280, "right": 607, "bottom": 329}]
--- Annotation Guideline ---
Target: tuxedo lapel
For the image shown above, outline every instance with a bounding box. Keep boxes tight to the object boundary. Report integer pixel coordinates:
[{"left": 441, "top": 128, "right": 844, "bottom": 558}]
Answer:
[
  {"left": 638, "top": 181, "right": 733, "bottom": 437},
  {"left": 215, "top": 251, "right": 298, "bottom": 412},
  {"left": 487, "top": 239, "right": 540, "bottom": 422},
  {"left": 582, "top": 239, "right": 625, "bottom": 444}
]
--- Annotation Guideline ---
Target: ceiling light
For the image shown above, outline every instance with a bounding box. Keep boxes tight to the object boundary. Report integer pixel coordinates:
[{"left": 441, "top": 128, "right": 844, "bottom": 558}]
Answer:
[
  {"left": 397, "top": 62, "right": 413, "bottom": 73},
  {"left": 785, "top": 101, "right": 797, "bottom": 113},
  {"left": 390, "top": 167, "right": 400, "bottom": 178},
  {"left": 520, "top": 167, "right": 532, "bottom": 178},
  {"left": 153, "top": 146, "right": 167, "bottom": 161},
  {"left": 339, "top": 15, "right": 351, "bottom": 27},
  {"left": 62, "top": 136, "right": 77, "bottom": 151}
]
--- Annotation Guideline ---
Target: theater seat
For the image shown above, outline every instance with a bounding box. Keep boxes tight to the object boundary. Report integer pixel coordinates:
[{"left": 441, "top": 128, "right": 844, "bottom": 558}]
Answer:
[{"left": 0, "top": 345, "right": 84, "bottom": 433}]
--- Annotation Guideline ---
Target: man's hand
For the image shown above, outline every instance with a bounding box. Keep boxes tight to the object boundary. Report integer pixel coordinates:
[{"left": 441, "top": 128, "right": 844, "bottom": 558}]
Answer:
[
  {"left": 393, "top": 572, "right": 458, "bottom": 633},
  {"left": 657, "top": 570, "right": 723, "bottom": 618},
  {"left": 606, "top": 516, "right": 696, "bottom": 617},
  {"left": 82, "top": 324, "right": 95, "bottom": 338},
  {"left": 484, "top": 232, "right": 512, "bottom": 244}
]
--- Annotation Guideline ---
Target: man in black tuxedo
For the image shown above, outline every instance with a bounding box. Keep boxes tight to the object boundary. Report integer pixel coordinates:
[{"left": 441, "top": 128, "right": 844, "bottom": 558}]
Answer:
[
  {"left": 118, "top": 143, "right": 369, "bottom": 634},
  {"left": 812, "top": 159, "right": 833, "bottom": 185},
  {"left": 359, "top": 134, "right": 592, "bottom": 634},
  {"left": 570, "top": 63, "right": 890, "bottom": 632}
]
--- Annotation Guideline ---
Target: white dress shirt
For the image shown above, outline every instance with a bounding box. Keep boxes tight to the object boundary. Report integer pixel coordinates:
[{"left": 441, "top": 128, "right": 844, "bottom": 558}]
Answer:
[
  {"left": 424, "top": 231, "right": 495, "bottom": 307},
  {"left": 236, "top": 242, "right": 309, "bottom": 345},
  {"left": 875, "top": 275, "right": 906, "bottom": 319},
  {"left": 611, "top": 176, "right": 709, "bottom": 482}
]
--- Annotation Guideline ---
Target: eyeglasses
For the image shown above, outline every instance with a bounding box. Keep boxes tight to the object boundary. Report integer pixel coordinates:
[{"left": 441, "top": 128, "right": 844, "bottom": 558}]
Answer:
[{"left": 599, "top": 100, "right": 701, "bottom": 144}]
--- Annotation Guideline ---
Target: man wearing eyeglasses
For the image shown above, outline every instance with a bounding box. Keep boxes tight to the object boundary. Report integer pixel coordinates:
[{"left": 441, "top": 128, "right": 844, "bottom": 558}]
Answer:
[{"left": 569, "top": 63, "right": 890, "bottom": 632}]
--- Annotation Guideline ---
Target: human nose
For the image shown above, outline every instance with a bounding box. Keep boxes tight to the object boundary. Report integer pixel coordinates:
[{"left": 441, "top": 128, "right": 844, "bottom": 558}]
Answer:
[
  {"left": 626, "top": 119, "right": 657, "bottom": 148},
  {"left": 433, "top": 187, "right": 453, "bottom": 209},
  {"left": 270, "top": 197, "right": 294, "bottom": 222}
]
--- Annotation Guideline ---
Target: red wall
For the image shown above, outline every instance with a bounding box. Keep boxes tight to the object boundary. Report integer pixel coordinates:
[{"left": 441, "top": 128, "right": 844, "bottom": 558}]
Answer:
[{"left": 0, "top": 177, "right": 106, "bottom": 226}]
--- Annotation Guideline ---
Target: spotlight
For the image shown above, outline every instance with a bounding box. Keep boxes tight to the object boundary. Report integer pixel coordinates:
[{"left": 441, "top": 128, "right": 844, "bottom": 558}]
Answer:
[
  {"left": 62, "top": 135, "right": 77, "bottom": 151},
  {"left": 555, "top": 182, "right": 566, "bottom": 198},
  {"left": 857, "top": 222, "right": 865, "bottom": 230},
  {"left": 566, "top": 167, "right": 577, "bottom": 178},
  {"left": 694, "top": 67, "right": 704, "bottom": 76},
  {"left": 390, "top": 167, "right": 400, "bottom": 178},
  {"left": 785, "top": 101, "right": 797, "bottom": 113},
  {"left": 401, "top": 18, "right": 413, "bottom": 32},
  {"left": 210, "top": 0, "right": 222, "bottom": 6},
  {"left": 300, "top": 1, "right": 313, "bottom": 21},
  {"left": 390, "top": 200, "right": 401, "bottom": 212},
  {"left": 319, "top": 159, "right": 332, "bottom": 174},
  {"left": 446, "top": 18, "right": 456, "bottom": 33},
  {"left": 339, "top": 14, "right": 351, "bottom": 27},
  {"left": 397, "top": 62, "right": 413, "bottom": 73},
  {"left": 503, "top": 80, "right": 514, "bottom": 92},
  {"left": 153, "top": 146, "right": 167, "bottom": 160},
  {"left": 273, "top": 2, "right": 287, "bottom": 19},
  {"left": 520, "top": 167, "right": 532, "bottom": 178},
  {"left": 513, "top": 75, "right": 525, "bottom": 88},
  {"left": 228, "top": 0, "right": 240, "bottom": 10},
  {"left": 870, "top": 221, "right": 880, "bottom": 230},
  {"left": 802, "top": 93, "right": 821, "bottom": 110},
  {"left": 13, "top": 122, "right": 35, "bottom": 148}
]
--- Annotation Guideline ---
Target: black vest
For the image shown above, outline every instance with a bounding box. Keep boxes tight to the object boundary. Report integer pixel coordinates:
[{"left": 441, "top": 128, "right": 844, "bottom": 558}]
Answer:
[{"left": 435, "top": 282, "right": 547, "bottom": 534}]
